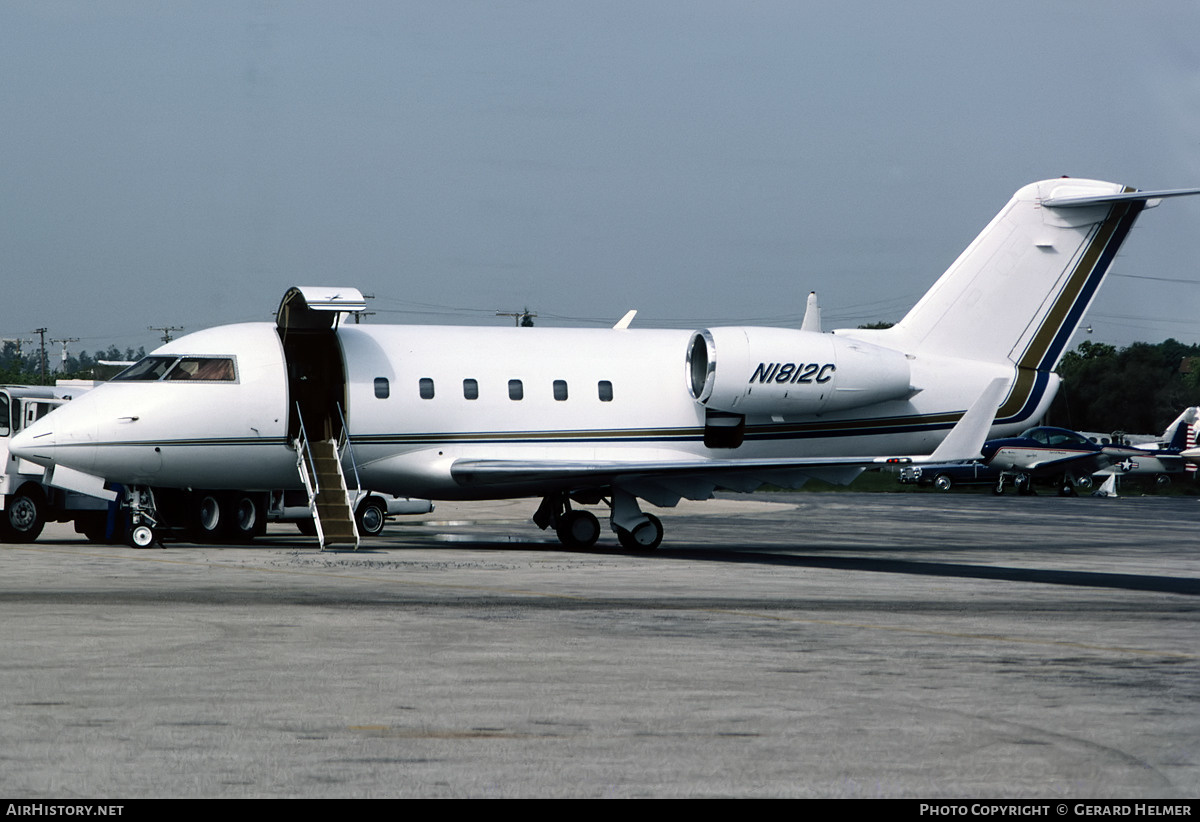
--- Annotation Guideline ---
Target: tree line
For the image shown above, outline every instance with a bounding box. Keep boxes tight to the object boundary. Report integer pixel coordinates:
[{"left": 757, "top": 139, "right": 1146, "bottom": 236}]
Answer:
[
  {"left": 0, "top": 341, "right": 145, "bottom": 385},
  {"left": 1049, "top": 339, "right": 1200, "bottom": 436}
]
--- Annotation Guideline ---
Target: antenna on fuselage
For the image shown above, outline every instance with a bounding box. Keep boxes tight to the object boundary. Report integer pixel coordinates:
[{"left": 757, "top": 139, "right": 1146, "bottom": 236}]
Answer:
[{"left": 800, "top": 291, "right": 821, "bottom": 333}]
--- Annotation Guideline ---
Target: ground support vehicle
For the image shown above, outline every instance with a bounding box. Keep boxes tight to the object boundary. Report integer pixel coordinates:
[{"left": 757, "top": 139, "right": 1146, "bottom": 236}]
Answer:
[{"left": 0, "top": 384, "right": 110, "bottom": 542}]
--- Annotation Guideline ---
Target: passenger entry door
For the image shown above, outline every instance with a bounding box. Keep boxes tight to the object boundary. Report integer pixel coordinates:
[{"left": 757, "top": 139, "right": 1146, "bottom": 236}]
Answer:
[{"left": 275, "top": 286, "right": 366, "bottom": 444}]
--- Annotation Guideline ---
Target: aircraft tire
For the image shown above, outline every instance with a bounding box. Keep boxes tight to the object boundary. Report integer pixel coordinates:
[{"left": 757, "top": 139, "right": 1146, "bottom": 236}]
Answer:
[
  {"left": 1, "top": 488, "right": 46, "bottom": 543},
  {"left": 191, "top": 492, "right": 230, "bottom": 542},
  {"left": 296, "top": 519, "right": 317, "bottom": 537},
  {"left": 230, "top": 494, "right": 264, "bottom": 542},
  {"left": 555, "top": 509, "right": 600, "bottom": 549},
  {"left": 356, "top": 497, "right": 388, "bottom": 537},
  {"left": 127, "top": 524, "right": 159, "bottom": 549},
  {"left": 616, "top": 513, "right": 663, "bottom": 552}
]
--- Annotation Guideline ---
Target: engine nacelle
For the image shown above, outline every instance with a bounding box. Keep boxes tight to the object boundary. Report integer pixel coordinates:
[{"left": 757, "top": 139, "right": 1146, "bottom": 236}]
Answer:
[{"left": 687, "top": 327, "right": 913, "bottom": 416}]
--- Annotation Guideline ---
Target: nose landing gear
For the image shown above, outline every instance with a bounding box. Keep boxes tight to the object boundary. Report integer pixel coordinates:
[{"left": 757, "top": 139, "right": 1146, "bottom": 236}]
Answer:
[{"left": 123, "top": 486, "right": 163, "bottom": 549}]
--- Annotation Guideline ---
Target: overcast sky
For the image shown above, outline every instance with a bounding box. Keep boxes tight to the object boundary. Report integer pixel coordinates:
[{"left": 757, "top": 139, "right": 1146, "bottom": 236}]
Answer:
[{"left": 3, "top": 0, "right": 1198, "bottom": 359}]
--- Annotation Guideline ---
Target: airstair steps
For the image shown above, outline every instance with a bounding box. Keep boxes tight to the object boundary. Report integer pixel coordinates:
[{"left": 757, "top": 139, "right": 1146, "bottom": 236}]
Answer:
[{"left": 298, "top": 436, "right": 359, "bottom": 549}]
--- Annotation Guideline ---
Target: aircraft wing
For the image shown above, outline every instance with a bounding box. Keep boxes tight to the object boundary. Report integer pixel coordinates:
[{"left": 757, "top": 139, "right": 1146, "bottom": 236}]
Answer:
[
  {"left": 452, "top": 379, "right": 1008, "bottom": 505},
  {"left": 1023, "top": 451, "right": 1113, "bottom": 476}
]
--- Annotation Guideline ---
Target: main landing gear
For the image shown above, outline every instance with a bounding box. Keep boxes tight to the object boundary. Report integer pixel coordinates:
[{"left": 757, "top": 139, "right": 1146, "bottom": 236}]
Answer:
[
  {"left": 534, "top": 489, "right": 665, "bottom": 551},
  {"left": 993, "top": 472, "right": 1035, "bottom": 496},
  {"left": 993, "top": 472, "right": 1092, "bottom": 497}
]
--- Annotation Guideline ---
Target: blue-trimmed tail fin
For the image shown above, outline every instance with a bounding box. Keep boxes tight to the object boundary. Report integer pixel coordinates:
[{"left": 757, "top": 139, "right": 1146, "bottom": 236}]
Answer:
[{"left": 1164, "top": 407, "right": 1199, "bottom": 452}]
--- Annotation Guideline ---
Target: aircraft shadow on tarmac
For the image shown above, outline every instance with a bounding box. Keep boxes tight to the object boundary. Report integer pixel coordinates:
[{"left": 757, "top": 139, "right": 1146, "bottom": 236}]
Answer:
[
  {"left": 252, "top": 531, "right": 1200, "bottom": 597},
  {"left": 655, "top": 547, "right": 1200, "bottom": 597}
]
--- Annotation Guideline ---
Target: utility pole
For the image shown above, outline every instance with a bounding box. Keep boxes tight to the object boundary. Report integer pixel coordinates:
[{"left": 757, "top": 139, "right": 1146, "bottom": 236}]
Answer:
[
  {"left": 149, "top": 326, "right": 184, "bottom": 344},
  {"left": 33, "top": 327, "right": 48, "bottom": 384},
  {"left": 2, "top": 338, "right": 30, "bottom": 357},
  {"left": 353, "top": 294, "right": 375, "bottom": 324},
  {"left": 496, "top": 308, "right": 537, "bottom": 327},
  {"left": 51, "top": 337, "right": 80, "bottom": 373}
]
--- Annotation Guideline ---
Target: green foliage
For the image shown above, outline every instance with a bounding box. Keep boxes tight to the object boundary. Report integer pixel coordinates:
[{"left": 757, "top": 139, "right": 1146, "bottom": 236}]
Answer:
[
  {"left": 1051, "top": 338, "right": 1200, "bottom": 434},
  {"left": 0, "top": 341, "right": 144, "bottom": 385}
]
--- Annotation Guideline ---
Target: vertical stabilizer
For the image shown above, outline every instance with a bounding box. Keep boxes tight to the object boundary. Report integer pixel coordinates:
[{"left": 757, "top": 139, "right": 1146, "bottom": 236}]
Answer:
[
  {"left": 1165, "top": 407, "right": 1199, "bottom": 451},
  {"left": 891, "top": 178, "right": 1144, "bottom": 371}
]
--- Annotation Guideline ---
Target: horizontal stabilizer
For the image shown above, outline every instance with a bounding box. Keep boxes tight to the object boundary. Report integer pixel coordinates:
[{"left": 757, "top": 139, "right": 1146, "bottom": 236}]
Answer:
[{"left": 1043, "top": 187, "right": 1200, "bottom": 208}]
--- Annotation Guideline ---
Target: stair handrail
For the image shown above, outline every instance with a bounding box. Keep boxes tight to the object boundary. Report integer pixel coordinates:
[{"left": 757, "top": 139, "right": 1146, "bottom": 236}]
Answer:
[
  {"left": 293, "top": 403, "right": 326, "bottom": 547},
  {"left": 294, "top": 403, "right": 321, "bottom": 497},
  {"left": 335, "top": 402, "right": 363, "bottom": 495}
]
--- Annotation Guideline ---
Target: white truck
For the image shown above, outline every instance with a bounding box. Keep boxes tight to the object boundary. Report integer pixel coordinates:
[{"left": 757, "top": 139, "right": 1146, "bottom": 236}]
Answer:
[{"left": 0, "top": 383, "right": 110, "bottom": 542}]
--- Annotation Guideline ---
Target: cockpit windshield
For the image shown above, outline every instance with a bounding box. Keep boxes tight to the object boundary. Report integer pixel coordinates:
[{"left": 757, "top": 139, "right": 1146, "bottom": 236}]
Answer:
[
  {"left": 113, "top": 356, "right": 236, "bottom": 382},
  {"left": 113, "top": 356, "right": 177, "bottom": 381},
  {"left": 1020, "top": 427, "right": 1089, "bottom": 447}
]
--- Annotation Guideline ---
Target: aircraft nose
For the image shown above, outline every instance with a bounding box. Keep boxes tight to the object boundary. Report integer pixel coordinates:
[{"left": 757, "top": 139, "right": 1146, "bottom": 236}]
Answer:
[
  {"left": 9, "top": 399, "right": 99, "bottom": 473},
  {"left": 10, "top": 423, "right": 58, "bottom": 466},
  {"left": 8, "top": 422, "right": 55, "bottom": 468}
]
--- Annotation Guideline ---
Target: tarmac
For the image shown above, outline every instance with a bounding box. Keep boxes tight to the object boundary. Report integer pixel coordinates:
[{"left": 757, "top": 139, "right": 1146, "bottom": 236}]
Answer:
[{"left": 0, "top": 491, "right": 1197, "bottom": 798}]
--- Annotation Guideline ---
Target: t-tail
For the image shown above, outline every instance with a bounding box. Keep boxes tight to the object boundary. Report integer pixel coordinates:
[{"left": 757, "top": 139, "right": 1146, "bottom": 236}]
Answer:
[{"left": 875, "top": 178, "right": 1200, "bottom": 426}]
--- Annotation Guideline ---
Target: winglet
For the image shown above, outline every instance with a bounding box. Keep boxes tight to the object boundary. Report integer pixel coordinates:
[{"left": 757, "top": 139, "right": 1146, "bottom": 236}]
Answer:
[
  {"left": 613, "top": 310, "right": 637, "bottom": 330},
  {"left": 917, "top": 377, "right": 1008, "bottom": 463}
]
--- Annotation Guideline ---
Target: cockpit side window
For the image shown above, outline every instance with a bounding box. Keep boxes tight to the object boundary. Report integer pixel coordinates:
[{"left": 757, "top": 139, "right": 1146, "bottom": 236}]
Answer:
[
  {"left": 165, "top": 357, "right": 236, "bottom": 381},
  {"left": 113, "top": 356, "right": 178, "bottom": 381}
]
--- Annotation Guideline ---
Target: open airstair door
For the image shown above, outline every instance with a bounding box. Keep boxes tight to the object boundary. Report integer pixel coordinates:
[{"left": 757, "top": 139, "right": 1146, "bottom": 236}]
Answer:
[{"left": 277, "top": 286, "right": 366, "bottom": 548}]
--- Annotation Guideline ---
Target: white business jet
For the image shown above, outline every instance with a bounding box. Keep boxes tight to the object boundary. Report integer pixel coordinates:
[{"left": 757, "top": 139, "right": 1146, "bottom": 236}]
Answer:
[{"left": 11, "top": 178, "right": 1199, "bottom": 549}]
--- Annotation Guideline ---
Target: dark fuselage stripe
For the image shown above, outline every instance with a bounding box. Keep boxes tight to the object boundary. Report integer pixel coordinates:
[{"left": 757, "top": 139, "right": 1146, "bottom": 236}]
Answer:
[{"left": 996, "top": 198, "right": 1142, "bottom": 423}]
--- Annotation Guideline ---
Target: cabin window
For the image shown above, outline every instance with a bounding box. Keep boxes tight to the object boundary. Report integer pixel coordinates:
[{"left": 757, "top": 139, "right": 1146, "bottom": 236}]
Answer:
[
  {"left": 508, "top": 379, "right": 524, "bottom": 401},
  {"left": 419, "top": 378, "right": 435, "bottom": 399},
  {"left": 598, "top": 380, "right": 613, "bottom": 402},
  {"left": 463, "top": 379, "right": 479, "bottom": 400},
  {"left": 553, "top": 380, "right": 568, "bottom": 401},
  {"left": 374, "top": 378, "right": 390, "bottom": 399},
  {"left": 165, "top": 357, "right": 236, "bottom": 381}
]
